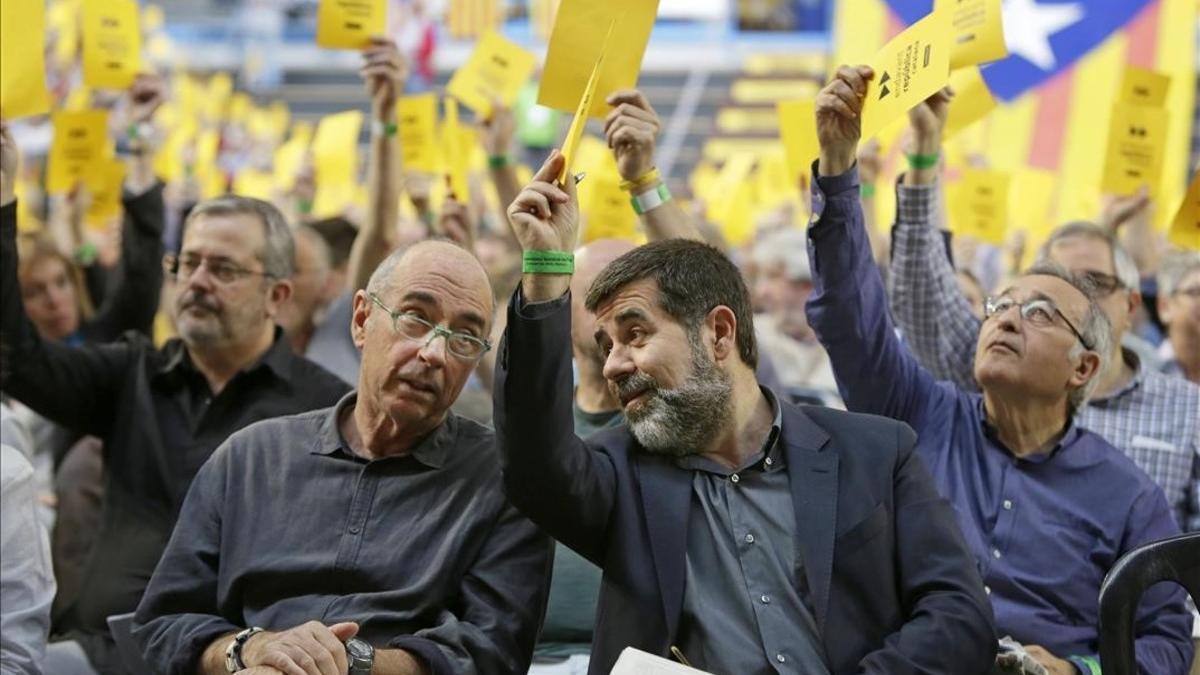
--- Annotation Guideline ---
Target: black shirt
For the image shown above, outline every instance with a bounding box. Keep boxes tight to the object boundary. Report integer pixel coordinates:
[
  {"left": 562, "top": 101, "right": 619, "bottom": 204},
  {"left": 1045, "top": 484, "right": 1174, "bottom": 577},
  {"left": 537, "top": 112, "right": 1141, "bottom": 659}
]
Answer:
[
  {"left": 133, "top": 393, "right": 553, "bottom": 675},
  {"left": 0, "top": 201, "right": 351, "bottom": 672}
]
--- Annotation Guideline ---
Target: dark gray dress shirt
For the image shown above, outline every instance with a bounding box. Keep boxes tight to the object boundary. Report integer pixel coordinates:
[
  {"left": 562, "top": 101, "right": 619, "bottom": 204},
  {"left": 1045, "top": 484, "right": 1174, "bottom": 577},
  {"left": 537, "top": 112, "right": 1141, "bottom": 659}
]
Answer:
[
  {"left": 132, "top": 393, "right": 553, "bottom": 675},
  {"left": 675, "top": 390, "right": 829, "bottom": 674}
]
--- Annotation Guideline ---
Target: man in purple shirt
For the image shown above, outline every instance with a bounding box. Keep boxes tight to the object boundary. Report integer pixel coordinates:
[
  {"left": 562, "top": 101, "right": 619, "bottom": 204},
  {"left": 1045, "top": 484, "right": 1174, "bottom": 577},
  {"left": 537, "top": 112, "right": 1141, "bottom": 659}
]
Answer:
[{"left": 804, "top": 66, "right": 1193, "bottom": 675}]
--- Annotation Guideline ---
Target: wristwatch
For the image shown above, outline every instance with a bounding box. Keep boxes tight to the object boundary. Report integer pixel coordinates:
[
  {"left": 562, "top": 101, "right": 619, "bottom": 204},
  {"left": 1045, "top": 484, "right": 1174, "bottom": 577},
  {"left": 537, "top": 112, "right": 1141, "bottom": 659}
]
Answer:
[
  {"left": 224, "top": 626, "right": 264, "bottom": 673},
  {"left": 345, "top": 637, "right": 375, "bottom": 675}
]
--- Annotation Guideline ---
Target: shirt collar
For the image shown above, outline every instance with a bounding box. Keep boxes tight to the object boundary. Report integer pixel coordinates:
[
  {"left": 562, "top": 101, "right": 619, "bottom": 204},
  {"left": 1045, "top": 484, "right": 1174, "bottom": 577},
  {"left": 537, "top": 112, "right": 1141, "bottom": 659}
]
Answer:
[
  {"left": 976, "top": 397, "right": 1082, "bottom": 464},
  {"left": 1090, "top": 346, "right": 1145, "bottom": 402},
  {"left": 314, "top": 391, "right": 454, "bottom": 470},
  {"left": 674, "top": 386, "right": 785, "bottom": 475},
  {"left": 156, "top": 326, "right": 295, "bottom": 383}
]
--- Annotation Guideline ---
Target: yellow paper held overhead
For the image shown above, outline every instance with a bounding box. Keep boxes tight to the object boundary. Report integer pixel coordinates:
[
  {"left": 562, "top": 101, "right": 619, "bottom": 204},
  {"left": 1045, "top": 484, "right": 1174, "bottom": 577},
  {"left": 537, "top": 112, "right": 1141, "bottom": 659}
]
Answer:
[
  {"left": 442, "top": 98, "right": 470, "bottom": 201},
  {"left": 47, "top": 110, "right": 111, "bottom": 194},
  {"left": 1167, "top": 172, "right": 1200, "bottom": 251},
  {"left": 1118, "top": 67, "right": 1171, "bottom": 108},
  {"left": 81, "top": 0, "right": 142, "bottom": 89},
  {"left": 945, "top": 66, "right": 997, "bottom": 138},
  {"left": 84, "top": 157, "right": 126, "bottom": 230},
  {"left": 860, "top": 10, "right": 952, "bottom": 141},
  {"left": 1, "top": 0, "right": 52, "bottom": 119},
  {"left": 538, "top": 0, "right": 659, "bottom": 119},
  {"left": 951, "top": 169, "right": 1009, "bottom": 245},
  {"left": 582, "top": 169, "right": 639, "bottom": 243},
  {"left": 396, "top": 94, "right": 439, "bottom": 172},
  {"left": 316, "top": 0, "right": 386, "bottom": 50},
  {"left": 559, "top": 20, "right": 615, "bottom": 184},
  {"left": 777, "top": 100, "right": 818, "bottom": 186},
  {"left": 312, "top": 110, "right": 363, "bottom": 191},
  {"left": 446, "top": 32, "right": 538, "bottom": 118},
  {"left": 935, "top": 0, "right": 1007, "bottom": 70},
  {"left": 1100, "top": 104, "right": 1169, "bottom": 197}
]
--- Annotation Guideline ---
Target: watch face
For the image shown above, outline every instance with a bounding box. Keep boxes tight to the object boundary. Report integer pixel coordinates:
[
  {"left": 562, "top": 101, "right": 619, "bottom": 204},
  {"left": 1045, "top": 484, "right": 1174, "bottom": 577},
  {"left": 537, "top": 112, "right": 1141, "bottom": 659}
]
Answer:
[{"left": 346, "top": 638, "right": 374, "bottom": 661}]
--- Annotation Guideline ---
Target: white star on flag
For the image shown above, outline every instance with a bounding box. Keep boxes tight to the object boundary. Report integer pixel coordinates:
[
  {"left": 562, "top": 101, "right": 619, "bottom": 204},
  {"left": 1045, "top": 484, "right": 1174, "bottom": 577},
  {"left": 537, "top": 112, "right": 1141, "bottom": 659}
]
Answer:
[{"left": 1002, "top": 0, "right": 1085, "bottom": 71}]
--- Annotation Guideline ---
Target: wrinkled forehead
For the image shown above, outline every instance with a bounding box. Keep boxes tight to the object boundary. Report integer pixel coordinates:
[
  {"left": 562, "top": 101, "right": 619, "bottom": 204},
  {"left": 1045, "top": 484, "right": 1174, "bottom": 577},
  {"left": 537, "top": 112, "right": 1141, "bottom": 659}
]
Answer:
[
  {"left": 387, "top": 256, "right": 493, "bottom": 325},
  {"left": 1004, "top": 274, "right": 1090, "bottom": 322}
]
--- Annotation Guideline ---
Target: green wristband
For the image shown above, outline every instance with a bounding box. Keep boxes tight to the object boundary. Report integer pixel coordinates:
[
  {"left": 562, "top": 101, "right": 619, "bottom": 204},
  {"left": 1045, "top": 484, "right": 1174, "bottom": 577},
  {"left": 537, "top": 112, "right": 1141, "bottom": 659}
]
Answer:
[
  {"left": 1073, "top": 656, "right": 1101, "bottom": 675},
  {"left": 860, "top": 183, "right": 876, "bottom": 199},
  {"left": 488, "top": 155, "right": 511, "bottom": 169},
  {"left": 76, "top": 242, "right": 98, "bottom": 266},
  {"left": 906, "top": 153, "right": 940, "bottom": 170},
  {"left": 522, "top": 250, "right": 575, "bottom": 274}
]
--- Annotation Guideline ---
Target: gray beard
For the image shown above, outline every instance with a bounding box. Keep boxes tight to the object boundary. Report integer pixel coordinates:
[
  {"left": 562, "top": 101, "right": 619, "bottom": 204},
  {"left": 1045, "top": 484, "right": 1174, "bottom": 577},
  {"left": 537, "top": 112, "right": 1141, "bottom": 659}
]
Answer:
[{"left": 621, "top": 333, "right": 733, "bottom": 457}]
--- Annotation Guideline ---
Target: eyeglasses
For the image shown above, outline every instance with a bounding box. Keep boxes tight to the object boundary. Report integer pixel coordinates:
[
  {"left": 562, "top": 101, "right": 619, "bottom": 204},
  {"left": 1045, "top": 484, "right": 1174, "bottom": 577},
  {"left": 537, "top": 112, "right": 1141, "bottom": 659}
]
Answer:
[
  {"left": 163, "top": 254, "right": 273, "bottom": 285},
  {"left": 983, "top": 295, "right": 1093, "bottom": 351},
  {"left": 1077, "top": 270, "right": 1124, "bottom": 296},
  {"left": 367, "top": 292, "right": 491, "bottom": 360}
]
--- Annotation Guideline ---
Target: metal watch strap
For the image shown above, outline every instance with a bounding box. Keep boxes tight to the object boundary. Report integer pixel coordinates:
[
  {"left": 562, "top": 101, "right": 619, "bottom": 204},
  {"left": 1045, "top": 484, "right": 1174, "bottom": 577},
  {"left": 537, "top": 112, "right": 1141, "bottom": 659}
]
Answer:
[
  {"left": 225, "top": 626, "right": 264, "bottom": 673},
  {"left": 345, "top": 638, "right": 375, "bottom": 675}
]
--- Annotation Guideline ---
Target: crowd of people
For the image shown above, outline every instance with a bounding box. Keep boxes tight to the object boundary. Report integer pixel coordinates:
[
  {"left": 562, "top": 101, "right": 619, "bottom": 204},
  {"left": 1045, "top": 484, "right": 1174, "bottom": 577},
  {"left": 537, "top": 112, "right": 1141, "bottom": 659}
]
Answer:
[{"left": 1, "top": 21, "right": 1199, "bottom": 675}]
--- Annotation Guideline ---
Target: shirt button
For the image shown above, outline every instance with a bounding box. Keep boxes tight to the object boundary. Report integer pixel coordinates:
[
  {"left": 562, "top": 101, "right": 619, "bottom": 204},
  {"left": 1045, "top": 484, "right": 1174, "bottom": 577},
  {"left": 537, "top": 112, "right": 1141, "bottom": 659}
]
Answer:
[
  {"left": 776, "top": 653, "right": 787, "bottom": 664},
  {"left": 744, "top": 533, "right": 755, "bottom": 544},
  {"left": 985, "top": 585, "right": 992, "bottom": 595},
  {"left": 992, "top": 548, "right": 1002, "bottom": 559},
  {"left": 760, "top": 594, "right": 771, "bottom": 604},
  {"left": 764, "top": 457, "right": 774, "bottom": 466},
  {"left": 730, "top": 473, "right": 740, "bottom": 484},
  {"left": 1003, "top": 499, "right": 1013, "bottom": 510},
  {"left": 349, "top": 526, "right": 360, "bottom": 534}
]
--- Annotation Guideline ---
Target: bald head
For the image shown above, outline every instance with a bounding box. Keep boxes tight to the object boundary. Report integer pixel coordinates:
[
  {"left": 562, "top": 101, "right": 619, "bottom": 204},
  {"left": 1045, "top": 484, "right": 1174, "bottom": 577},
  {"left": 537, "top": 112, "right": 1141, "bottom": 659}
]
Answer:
[
  {"left": 572, "top": 239, "right": 637, "bottom": 367},
  {"left": 368, "top": 240, "right": 494, "bottom": 316}
]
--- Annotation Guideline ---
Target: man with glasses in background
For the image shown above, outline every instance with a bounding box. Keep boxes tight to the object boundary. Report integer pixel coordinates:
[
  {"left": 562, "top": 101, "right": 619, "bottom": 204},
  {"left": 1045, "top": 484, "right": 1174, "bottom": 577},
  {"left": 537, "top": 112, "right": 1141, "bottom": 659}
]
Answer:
[
  {"left": 2, "top": 120, "right": 349, "bottom": 675},
  {"left": 886, "top": 87, "right": 1200, "bottom": 536},
  {"left": 806, "top": 71, "right": 1193, "bottom": 674},
  {"left": 133, "top": 240, "right": 552, "bottom": 675}
]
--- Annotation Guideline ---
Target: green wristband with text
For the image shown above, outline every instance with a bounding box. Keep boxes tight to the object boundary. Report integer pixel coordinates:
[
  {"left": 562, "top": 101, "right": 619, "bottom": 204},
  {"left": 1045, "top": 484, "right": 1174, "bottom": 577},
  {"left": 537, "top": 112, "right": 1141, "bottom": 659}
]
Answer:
[
  {"left": 906, "top": 153, "right": 940, "bottom": 170},
  {"left": 522, "top": 250, "right": 575, "bottom": 274}
]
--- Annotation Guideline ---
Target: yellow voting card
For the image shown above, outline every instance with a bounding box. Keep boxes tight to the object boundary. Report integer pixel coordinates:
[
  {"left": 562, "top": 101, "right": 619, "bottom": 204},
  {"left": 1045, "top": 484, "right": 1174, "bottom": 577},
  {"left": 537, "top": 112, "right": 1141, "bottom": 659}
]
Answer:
[
  {"left": 935, "top": 0, "right": 1007, "bottom": 70},
  {"left": 397, "top": 94, "right": 439, "bottom": 172},
  {"left": 446, "top": 32, "right": 537, "bottom": 118},
  {"left": 777, "top": 100, "right": 818, "bottom": 186},
  {"left": 538, "top": 0, "right": 659, "bottom": 118},
  {"left": 1118, "top": 67, "right": 1170, "bottom": 108},
  {"left": 860, "top": 10, "right": 952, "bottom": 141},
  {"left": 951, "top": 169, "right": 1009, "bottom": 244},
  {"left": 582, "top": 173, "right": 639, "bottom": 243},
  {"left": 1, "top": 0, "right": 51, "bottom": 119},
  {"left": 312, "top": 110, "right": 363, "bottom": 189},
  {"left": 233, "top": 170, "right": 276, "bottom": 201},
  {"left": 316, "top": 0, "right": 386, "bottom": 50},
  {"left": 82, "top": 0, "right": 142, "bottom": 89},
  {"left": 559, "top": 21, "right": 614, "bottom": 184},
  {"left": 272, "top": 131, "right": 311, "bottom": 192},
  {"left": 442, "top": 98, "right": 470, "bottom": 201},
  {"left": 84, "top": 157, "right": 126, "bottom": 229},
  {"left": 1168, "top": 172, "right": 1200, "bottom": 251},
  {"left": 1100, "top": 103, "right": 1169, "bottom": 197},
  {"left": 47, "top": 111, "right": 111, "bottom": 193},
  {"left": 945, "top": 66, "right": 997, "bottom": 138}
]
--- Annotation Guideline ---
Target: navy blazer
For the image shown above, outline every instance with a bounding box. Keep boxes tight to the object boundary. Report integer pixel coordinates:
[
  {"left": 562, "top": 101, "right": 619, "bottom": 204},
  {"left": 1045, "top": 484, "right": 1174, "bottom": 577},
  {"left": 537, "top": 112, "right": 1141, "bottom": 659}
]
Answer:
[{"left": 494, "top": 292, "right": 996, "bottom": 675}]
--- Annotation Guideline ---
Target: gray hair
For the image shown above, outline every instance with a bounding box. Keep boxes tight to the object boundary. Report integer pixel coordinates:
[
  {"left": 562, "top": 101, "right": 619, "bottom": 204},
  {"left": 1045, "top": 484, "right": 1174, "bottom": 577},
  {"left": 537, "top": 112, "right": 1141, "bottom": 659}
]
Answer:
[
  {"left": 1023, "top": 260, "right": 1113, "bottom": 416},
  {"left": 1038, "top": 222, "right": 1139, "bottom": 290},
  {"left": 752, "top": 228, "right": 812, "bottom": 281},
  {"left": 1157, "top": 252, "right": 1200, "bottom": 297},
  {"left": 185, "top": 196, "right": 295, "bottom": 279}
]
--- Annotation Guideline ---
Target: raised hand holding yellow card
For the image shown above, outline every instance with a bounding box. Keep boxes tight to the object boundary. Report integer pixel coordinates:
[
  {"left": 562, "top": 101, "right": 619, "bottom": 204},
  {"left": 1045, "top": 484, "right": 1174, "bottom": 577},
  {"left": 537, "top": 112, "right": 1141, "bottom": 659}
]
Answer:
[
  {"left": 316, "top": 0, "right": 386, "bottom": 50},
  {"left": 1118, "top": 67, "right": 1170, "bottom": 108},
  {"left": 442, "top": 98, "right": 470, "bottom": 200},
  {"left": 1167, "top": 172, "right": 1200, "bottom": 251},
  {"left": 446, "top": 32, "right": 537, "bottom": 117},
  {"left": 951, "top": 169, "right": 1009, "bottom": 244},
  {"left": 777, "top": 100, "right": 818, "bottom": 186},
  {"left": 82, "top": 0, "right": 142, "bottom": 89},
  {"left": 945, "top": 66, "right": 997, "bottom": 138},
  {"left": 1100, "top": 104, "right": 1168, "bottom": 197},
  {"left": 1, "top": 0, "right": 52, "bottom": 119},
  {"left": 538, "top": 0, "right": 659, "bottom": 118},
  {"left": 559, "top": 21, "right": 615, "bottom": 184},
  {"left": 935, "top": 0, "right": 1007, "bottom": 70},
  {"left": 860, "top": 9, "right": 952, "bottom": 141},
  {"left": 47, "top": 111, "right": 111, "bottom": 193},
  {"left": 397, "top": 94, "right": 440, "bottom": 172}
]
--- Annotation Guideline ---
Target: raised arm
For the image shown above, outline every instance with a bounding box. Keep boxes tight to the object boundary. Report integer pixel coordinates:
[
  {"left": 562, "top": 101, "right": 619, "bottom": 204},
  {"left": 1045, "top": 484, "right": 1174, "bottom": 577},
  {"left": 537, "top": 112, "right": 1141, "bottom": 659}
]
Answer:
[
  {"left": 0, "top": 122, "right": 127, "bottom": 437},
  {"left": 84, "top": 74, "right": 168, "bottom": 341},
  {"left": 887, "top": 89, "right": 983, "bottom": 391},
  {"left": 804, "top": 67, "right": 946, "bottom": 429},
  {"left": 493, "top": 151, "right": 618, "bottom": 563},
  {"left": 604, "top": 90, "right": 700, "bottom": 242},
  {"left": 480, "top": 102, "right": 522, "bottom": 227},
  {"left": 348, "top": 37, "right": 406, "bottom": 292}
]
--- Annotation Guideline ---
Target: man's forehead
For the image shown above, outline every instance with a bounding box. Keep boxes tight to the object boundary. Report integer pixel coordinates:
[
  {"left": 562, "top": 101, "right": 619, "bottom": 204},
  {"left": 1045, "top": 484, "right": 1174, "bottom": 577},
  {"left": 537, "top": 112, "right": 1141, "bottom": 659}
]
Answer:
[
  {"left": 1048, "top": 235, "right": 1113, "bottom": 274},
  {"left": 1010, "top": 274, "right": 1089, "bottom": 314},
  {"left": 388, "top": 262, "right": 492, "bottom": 318},
  {"left": 182, "top": 214, "right": 264, "bottom": 252},
  {"left": 594, "top": 278, "right": 662, "bottom": 320}
]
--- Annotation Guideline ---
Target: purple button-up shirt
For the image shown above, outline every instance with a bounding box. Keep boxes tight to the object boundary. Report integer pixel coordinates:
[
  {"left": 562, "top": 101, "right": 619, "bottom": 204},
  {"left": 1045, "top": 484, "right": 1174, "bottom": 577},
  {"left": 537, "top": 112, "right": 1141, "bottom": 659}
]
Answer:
[{"left": 804, "top": 164, "right": 1193, "bottom": 675}]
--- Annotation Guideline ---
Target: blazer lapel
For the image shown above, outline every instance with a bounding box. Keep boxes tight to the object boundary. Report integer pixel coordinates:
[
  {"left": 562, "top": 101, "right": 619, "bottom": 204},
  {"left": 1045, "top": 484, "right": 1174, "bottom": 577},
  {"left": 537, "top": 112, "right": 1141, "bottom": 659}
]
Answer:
[
  {"left": 634, "top": 451, "right": 692, "bottom": 641},
  {"left": 782, "top": 405, "right": 837, "bottom": 635}
]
